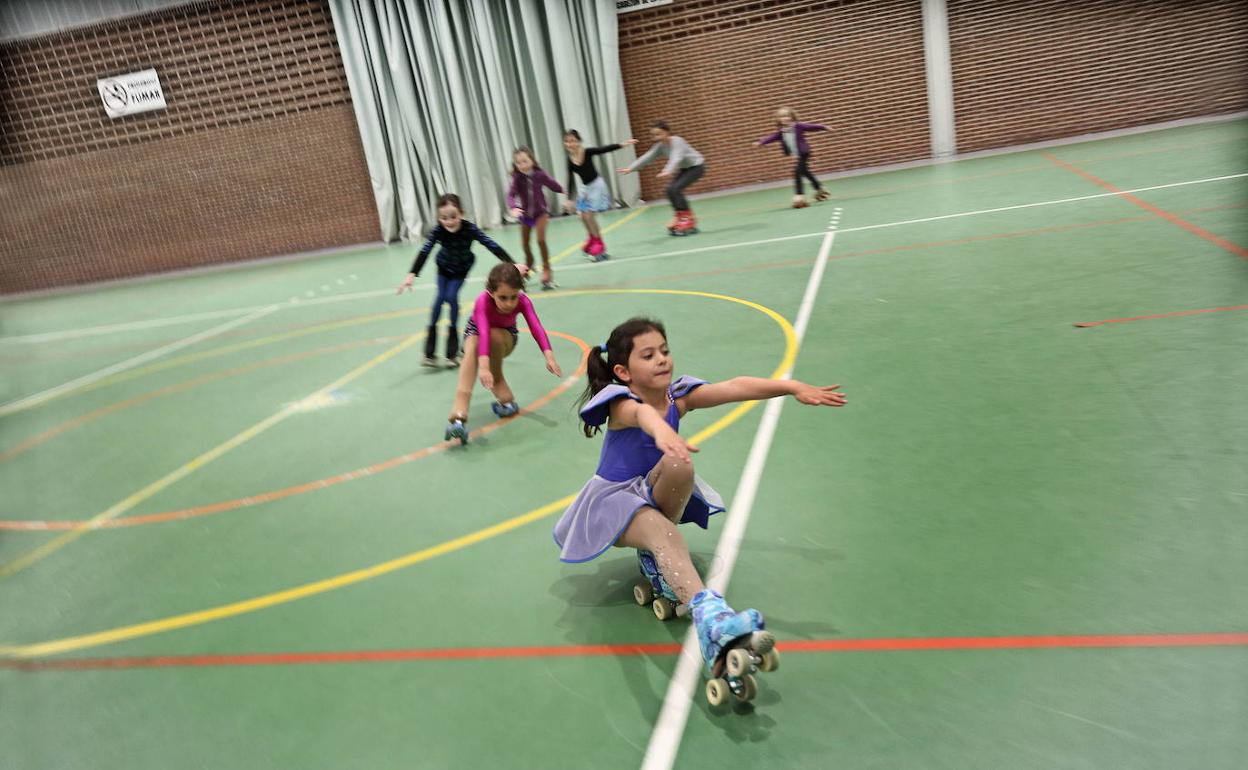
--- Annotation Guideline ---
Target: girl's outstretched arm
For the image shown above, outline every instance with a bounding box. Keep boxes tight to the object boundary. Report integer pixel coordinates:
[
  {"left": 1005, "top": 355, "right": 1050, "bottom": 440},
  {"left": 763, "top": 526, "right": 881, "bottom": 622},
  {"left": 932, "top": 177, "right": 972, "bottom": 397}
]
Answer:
[
  {"left": 610, "top": 398, "right": 698, "bottom": 462},
  {"left": 682, "top": 377, "right": 847, "bottom": 410}
]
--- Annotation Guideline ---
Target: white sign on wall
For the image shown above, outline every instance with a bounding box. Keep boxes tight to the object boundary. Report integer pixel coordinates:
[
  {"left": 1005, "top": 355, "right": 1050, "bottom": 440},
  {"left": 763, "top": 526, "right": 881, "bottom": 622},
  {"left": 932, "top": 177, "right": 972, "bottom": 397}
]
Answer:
[
  {"left": 616, "top": 0, "right": 673, "bottom": 13},
  {"left": 97, "top": 68, "right": 167, "bottom": 118}
]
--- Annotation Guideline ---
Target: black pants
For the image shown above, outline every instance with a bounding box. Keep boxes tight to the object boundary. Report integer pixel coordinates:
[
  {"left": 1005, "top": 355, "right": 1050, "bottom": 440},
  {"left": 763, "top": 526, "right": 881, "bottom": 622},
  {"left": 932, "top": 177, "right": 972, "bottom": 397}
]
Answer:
[
  {"left": 794, "top": 153, "right": 822, "bottom": 195},
  {"left": 665, "top": 163, "right": 705, "bottom": 210}
]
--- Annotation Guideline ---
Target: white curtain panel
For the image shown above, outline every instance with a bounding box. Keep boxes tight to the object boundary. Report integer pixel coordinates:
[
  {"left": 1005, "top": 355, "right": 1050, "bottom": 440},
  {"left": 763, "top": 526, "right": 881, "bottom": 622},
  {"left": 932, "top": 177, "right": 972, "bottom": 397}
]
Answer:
[{"left": 329, "top": 0, "right": 640, "bottom": 241}]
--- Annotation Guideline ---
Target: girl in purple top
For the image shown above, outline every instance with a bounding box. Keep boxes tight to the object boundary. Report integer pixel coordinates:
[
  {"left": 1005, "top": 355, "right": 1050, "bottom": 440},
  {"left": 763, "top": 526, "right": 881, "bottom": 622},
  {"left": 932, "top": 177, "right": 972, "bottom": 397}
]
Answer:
[
  {"left": 444, "top": 263, "right": 562, "bottom": 444},
  {"left": 507, "top": 147, "right": 563, "bottom": 292},
  {"left": 552, "top": 317, "right": 846, "bottom": 678},
  {"left": 754, "top": 107, "right": 831, "bottom": 208}
]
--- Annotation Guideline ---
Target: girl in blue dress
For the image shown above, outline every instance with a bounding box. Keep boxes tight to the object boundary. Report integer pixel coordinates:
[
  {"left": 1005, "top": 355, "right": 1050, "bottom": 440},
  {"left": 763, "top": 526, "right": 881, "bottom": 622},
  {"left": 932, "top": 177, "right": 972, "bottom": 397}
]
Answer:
[{"left": 553, "top": 317, "right": 847, "bottom": 676}]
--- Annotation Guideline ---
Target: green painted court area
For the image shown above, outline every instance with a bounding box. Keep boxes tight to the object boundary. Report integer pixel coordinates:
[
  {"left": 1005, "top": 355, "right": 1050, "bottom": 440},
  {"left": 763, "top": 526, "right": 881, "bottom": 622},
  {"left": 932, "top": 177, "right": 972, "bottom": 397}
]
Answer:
[{"left": 2, "top": 120, "right": 1246, "bottom": 769}]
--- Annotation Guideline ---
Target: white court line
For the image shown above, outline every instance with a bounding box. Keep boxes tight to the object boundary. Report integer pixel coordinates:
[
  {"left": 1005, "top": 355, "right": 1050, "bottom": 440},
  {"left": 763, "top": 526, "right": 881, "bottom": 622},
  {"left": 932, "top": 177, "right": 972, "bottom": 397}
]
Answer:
[
  {"left": 5, "top": 172, "right": 1241, "bottom": 346},
  {"left": 832, "top": 172, "right": 1248, "bottom": 235},
  {"left": 640, "top": 212, "right": 841, "bottom": 770},
  {"left": 0, "top": 289, "right": 394, "bottom": 345},
  {"left": 0, "top": 304, "right": 280, "bottom": 418}
]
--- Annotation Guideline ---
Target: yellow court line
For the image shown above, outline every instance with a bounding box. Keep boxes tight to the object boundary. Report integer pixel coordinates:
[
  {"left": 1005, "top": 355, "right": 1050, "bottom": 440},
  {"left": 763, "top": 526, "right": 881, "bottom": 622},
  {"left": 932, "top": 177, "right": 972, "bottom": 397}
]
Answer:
[
  {"left": 549, "top": 205, "right": 650, "bottom": 265},
  {"left": 2, "top": 289, "right": 797, "bottom": 658},
  {"left": 76, "top": 308, "right": 424, "bottom": 397},
  {"left": 0, "top": 334, "right": 425, "bottom": 580}
]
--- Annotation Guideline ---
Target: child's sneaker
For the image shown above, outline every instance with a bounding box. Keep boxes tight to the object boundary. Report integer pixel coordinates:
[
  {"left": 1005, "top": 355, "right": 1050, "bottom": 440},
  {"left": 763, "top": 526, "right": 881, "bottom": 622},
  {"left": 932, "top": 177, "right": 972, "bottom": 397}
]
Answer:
[
  {"left": 444, "top": 418, "right": 468, "bottom": 445},
  {"left": 422, "top": 356, "right": 440, "bottom": 367},
  {"left": 792, "top": 195, "right": 809, "bottom": 209},
  {"left": 632, "top": 549, "right": 685, "bottom": 620},
  {"left": 541, "top": 279, "right": 557, "bottom": 291},
  {"left": 491, "top": 401, "right": 520, "bottom": 418},
  {"left": 814, "top": 188, "right": 831, "bottom": 202}
]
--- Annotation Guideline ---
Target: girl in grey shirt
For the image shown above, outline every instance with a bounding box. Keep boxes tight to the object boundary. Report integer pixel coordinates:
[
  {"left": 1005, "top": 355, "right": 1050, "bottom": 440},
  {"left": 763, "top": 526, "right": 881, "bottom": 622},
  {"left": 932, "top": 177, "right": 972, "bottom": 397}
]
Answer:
[{"left": 619, "top": 121, "right": 706, "bottom": 235}]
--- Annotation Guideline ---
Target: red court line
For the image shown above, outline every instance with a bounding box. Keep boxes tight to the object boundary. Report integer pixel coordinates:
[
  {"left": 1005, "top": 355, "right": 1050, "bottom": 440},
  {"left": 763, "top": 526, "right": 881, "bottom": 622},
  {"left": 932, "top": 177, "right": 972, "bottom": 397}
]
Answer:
[
  {"left": 1044, "top": 153, "right": 1248, "bottom": 260},
  {"left": 7, "top": 632, "right": 1246, "bottom": 671},
  {"left": 1075, "top": 304, "right": 1248, "bottom": 328}
]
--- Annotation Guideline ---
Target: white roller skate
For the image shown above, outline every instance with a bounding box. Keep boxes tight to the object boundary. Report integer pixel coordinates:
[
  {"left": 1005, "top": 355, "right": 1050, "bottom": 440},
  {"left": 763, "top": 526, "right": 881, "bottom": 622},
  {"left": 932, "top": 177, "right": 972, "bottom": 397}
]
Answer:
[
  {"left": 691, "top": 589, "right": 779, "bottom": 707},
  {"left": 632, "top": 549, "right": 687, "bottom": 621}
]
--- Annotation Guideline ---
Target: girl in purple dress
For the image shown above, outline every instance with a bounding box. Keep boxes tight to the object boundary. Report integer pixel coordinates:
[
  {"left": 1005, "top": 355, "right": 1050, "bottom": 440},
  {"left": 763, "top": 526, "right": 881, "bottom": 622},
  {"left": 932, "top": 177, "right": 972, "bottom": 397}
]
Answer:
[
  {"left": 552, "top": 317, "right": 847, "bottom": 676},
  {"left": 507, "top": 147, "right": 564, "bottom": 291},
  {"left": 754, "top": 107, "right": 832, "bottom": 208}
]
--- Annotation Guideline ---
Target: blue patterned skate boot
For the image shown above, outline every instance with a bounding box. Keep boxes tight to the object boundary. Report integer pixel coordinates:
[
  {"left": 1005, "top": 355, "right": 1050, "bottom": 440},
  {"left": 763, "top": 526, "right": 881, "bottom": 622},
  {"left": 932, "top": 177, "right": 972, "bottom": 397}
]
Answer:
[
  {"left": 632, "top": 550, "right": 686, "bottom": 621},
  {"left": 690, "top": 589, "right": 778, "bottom": 706},
  {"left": 491, "top": 401, "right": 520, "bottom": 418}
]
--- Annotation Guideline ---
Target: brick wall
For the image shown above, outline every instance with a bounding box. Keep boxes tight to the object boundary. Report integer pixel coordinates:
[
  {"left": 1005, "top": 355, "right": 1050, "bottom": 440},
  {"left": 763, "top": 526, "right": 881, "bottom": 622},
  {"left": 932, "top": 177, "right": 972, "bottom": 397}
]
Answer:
[
  {"left": 948, "top": 0, "right": 1248, "bottom": 153},
  {"left": 0, "top": 0, "right": 379, "bottom": 294},
  {"left": 618, "top": 0, "right": 1248, "bottom": 202},
  {"left": 618, "top": 0, "right": 931, "bottom": 203}
]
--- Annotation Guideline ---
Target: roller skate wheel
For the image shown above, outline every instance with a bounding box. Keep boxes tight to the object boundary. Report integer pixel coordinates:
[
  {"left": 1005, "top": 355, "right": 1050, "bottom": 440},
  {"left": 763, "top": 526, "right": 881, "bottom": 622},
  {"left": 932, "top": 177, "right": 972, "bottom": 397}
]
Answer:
[
  {"left": 725, "top": 647, "right": 753, "bottom": 677},
  {"left": 759, "top": 649, "right": 780, "bottom": 672},
  {"left": 749, "top": 630, "right": 776, "bottom": 655},
  {"left": 652, "top": 596, "right": 676, "bottom": 621},
  {"left": 633, "top": 581, "right": 653, "bottom": 606},
  {"left": 706, "top": 678, "right": 730, "bottom": 707},
  {"left": 733, "top": 674, "right": 758, "bottom": 703}
]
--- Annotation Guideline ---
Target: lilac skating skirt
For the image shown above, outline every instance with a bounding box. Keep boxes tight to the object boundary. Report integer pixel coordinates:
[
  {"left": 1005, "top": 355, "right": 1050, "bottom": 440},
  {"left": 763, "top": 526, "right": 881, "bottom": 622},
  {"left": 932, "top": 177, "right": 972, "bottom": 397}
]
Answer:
[{"left": 552, "top": 473, "right": 725, "bottom": 563}]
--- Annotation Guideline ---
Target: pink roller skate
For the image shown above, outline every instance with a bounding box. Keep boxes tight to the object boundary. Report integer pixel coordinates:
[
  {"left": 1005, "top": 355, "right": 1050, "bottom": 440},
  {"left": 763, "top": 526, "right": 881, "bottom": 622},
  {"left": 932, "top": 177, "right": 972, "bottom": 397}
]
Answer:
[
  {"left": 669, "top": 210, "right": 699, "bottom": 237},
  {"left": 586, "top": 235, "right": 609, "bottom": 262}
]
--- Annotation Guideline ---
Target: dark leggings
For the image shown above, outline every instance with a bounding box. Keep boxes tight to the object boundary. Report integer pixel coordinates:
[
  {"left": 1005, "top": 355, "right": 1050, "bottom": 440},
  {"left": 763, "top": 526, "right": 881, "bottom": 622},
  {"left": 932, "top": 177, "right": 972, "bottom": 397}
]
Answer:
[
  {"left": 794, "top": 153, "right": 822, "bottom": 195},
  {"left": 665, "top": 163, "right": 706, "bottom": 210},
  {"left": 430, "top": 274, "right": 465, "bottom": 327}
]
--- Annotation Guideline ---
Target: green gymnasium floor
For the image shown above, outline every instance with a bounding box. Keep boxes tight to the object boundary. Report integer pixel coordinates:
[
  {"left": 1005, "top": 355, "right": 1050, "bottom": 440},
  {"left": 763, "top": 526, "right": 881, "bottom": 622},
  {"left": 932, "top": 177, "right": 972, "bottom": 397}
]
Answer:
[{"left": 2, "top": 119, "right": 1246, "bottom": 769}]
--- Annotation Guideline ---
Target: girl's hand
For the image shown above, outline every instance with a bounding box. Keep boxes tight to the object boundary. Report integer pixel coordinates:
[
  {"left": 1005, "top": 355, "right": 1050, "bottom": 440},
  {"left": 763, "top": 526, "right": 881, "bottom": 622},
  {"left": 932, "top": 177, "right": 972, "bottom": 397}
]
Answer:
[
  {"left": 793, "top": 383, "right": 847, "bottom": 407},
  {"left": 396, "top": 274, "right": 415, "bottom": 294},
  {"left": 621, "top": 138, "right": 639, "bottom": 146},
  {"left": 515, "top": 264, "right": 531, "bottom": 277},
  {"left": 510, "top": 207, "right": 524, "bottom": 219},
  {"left": 656, "top": 170, "right": 672, "bottom": 180},
  {"left": 753, "top": 140, "right": 762, "bottom": 147},
  {"left": 544, "top": 350, "right": 562, "bottom": 377},
  {"left": 479, "top": 364, "right": 494, "bottom": 391},
  {"left": 655, "top": 428, "right": 699, "bottom": 463},
  {"left": 617, "top": 167, "right": 632, "bottom": 175},
  {"left": 562, "top": 200, "right": 576, "bottom": 214}
]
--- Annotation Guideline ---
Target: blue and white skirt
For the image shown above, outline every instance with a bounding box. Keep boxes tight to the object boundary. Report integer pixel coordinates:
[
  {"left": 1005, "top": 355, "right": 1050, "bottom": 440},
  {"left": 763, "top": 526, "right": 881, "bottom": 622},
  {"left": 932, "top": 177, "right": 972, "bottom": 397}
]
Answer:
[{"left": 575, "top": 177, "right": 612, "bottom": 213}]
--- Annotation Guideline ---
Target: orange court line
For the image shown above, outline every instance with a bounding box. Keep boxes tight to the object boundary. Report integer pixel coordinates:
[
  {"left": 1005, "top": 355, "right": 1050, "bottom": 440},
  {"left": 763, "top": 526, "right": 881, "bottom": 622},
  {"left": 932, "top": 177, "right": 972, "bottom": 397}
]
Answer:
[
  {"left": 1044, "top": 153, "right": 1248, "bottom": 260},
  {"left": 7, "top": 632, "right": 1245, "bottom": 671}
]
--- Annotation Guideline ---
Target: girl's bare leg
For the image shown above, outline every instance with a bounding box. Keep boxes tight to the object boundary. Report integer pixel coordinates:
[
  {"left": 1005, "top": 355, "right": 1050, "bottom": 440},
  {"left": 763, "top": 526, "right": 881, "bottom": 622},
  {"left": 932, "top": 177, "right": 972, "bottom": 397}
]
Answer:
[
  {"left": 486, "top": 328, "right": 517, "bottom": 404},
  {"left": 535, "top": 215, "right": 552, "bottom": 282},
  {"left": 616, "top": 508, "right": 704, "bottom": 604},
  {"left": 581, "top": 211, "right": 601, "bottom": 238},
  {"left": 449, "top": 335, "right": 479, "bottom": 419},
  {"left": 520, "top": 224, "right": 534, "bottom": 270},
  {"left": 647, "top": 455, "right": 694, "bottom": 524}
]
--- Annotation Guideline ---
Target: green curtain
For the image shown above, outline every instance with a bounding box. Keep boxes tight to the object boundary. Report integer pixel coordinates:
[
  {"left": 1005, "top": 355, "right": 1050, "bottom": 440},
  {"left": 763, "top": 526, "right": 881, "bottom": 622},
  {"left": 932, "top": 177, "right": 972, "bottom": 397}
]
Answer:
[{"left": 328, "top": 0, "right": 640, "bottom": 241}]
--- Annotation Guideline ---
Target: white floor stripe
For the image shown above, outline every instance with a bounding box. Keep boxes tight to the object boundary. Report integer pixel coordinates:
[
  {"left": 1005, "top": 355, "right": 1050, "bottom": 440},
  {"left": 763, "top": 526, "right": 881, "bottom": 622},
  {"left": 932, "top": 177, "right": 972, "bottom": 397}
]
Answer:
[
  {"left": 832, "top": 172, "right": 1248, "bottom": 235},
  {"left": 4, "top": 172, "right": 1239, "bottom": 346},
  {"left": 640, "top": 214, "right": 840, "bottom": 770},
  {"left": 0, "top": 305, "right": 280, "bottom": 417}
]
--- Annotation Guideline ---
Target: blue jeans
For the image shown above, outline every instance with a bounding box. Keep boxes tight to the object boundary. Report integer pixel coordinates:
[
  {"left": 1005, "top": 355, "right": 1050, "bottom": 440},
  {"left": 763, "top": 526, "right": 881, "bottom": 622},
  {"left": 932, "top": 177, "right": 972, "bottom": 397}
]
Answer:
[{"left": 430, "top": 274, "right": 465, "bottom": 327}]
